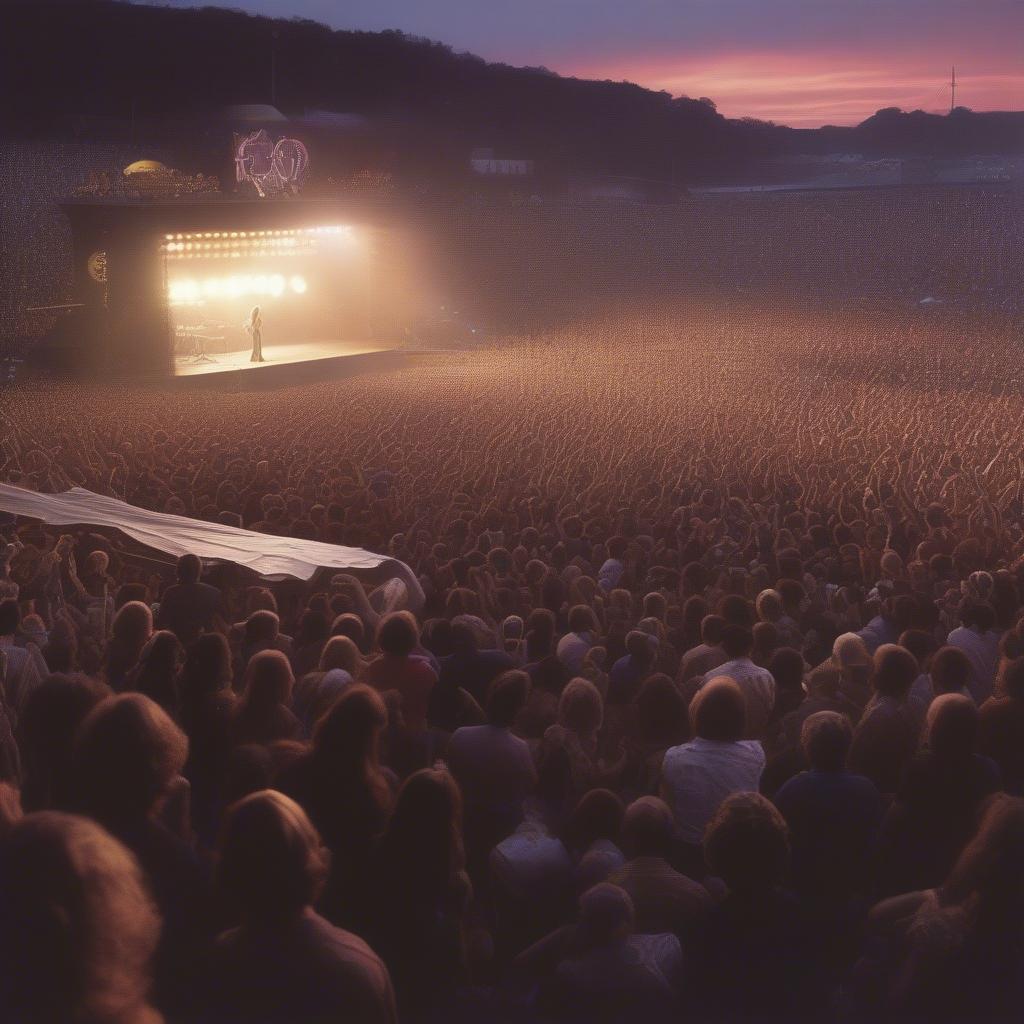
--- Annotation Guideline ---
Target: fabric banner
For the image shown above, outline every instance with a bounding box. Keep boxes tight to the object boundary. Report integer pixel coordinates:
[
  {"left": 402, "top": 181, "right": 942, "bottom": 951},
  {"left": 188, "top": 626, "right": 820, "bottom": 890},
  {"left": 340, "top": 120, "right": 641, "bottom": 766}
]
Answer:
[{"left": 0, "top": 483, "right": 423, "bottom": 606}]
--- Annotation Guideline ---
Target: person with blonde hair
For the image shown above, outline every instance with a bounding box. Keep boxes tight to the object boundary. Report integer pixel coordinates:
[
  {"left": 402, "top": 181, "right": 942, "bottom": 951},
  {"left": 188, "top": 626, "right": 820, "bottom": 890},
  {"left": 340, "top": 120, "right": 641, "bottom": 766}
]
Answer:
[
  {"left": 244, "top": 304, "right": 264, "bottom": 362},
  {"left": 0, "top": 812, "right": 162, "bottom": 1024},
  {"left": 831, "top": 631, "right": 873, "bottom": 711}
]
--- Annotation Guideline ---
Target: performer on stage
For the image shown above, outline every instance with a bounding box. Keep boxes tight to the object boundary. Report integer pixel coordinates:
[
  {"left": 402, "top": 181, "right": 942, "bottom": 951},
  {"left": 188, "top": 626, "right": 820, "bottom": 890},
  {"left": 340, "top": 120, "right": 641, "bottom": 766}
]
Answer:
[{"left": 244, "top": 305, "right": 265, "bottom": 362}]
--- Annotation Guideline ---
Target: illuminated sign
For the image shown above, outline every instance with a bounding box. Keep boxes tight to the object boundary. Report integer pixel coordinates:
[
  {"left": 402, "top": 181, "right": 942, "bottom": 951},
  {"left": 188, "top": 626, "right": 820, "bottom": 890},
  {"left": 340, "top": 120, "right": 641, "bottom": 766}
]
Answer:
[
  {"left": 234, "top": 130, "right": 309, "bottom": 197},
  {"left": 87, "top": 251, "right": 108, "bottom": 283}
]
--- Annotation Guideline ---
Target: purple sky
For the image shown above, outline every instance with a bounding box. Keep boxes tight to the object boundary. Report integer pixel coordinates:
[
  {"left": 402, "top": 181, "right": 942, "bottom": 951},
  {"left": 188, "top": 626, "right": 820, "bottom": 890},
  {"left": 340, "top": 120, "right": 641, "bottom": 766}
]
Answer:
[{"left": 153, "top": 0, "right": 1023, "bottom": 126}]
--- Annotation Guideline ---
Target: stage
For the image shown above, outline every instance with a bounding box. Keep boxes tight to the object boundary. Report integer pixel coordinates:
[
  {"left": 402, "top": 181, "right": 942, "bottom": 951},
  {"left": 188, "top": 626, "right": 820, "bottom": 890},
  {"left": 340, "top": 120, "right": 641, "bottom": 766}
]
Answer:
[{"left": 171, "top": 339, "right": 404, "bottom": 388}]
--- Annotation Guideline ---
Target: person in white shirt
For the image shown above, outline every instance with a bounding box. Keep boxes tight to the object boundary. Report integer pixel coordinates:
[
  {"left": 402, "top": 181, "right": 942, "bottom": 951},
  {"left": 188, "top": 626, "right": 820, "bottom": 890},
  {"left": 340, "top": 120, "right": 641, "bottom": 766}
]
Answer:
[
  {"left": 696, "top": 625, "right": 775, "bottom": 739},
  {"left": 557, "top": 605, "right": 600, "bottom": 677},
  {"left": 946, "top": 599, "right": 1000, "bottom": 704},
  {"left": 661, "top": 678, "right": 765, "bottom": 852},
  {"left": 597, "top": 537, "right": 630, "bottom": 594}
]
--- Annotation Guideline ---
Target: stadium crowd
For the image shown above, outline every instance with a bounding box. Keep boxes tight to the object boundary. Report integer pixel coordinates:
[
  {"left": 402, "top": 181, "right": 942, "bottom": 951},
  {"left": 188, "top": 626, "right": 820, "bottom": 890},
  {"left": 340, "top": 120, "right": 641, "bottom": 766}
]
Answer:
[{"left": 3, "top": 301, "right": 1024, "bottom": 1023}]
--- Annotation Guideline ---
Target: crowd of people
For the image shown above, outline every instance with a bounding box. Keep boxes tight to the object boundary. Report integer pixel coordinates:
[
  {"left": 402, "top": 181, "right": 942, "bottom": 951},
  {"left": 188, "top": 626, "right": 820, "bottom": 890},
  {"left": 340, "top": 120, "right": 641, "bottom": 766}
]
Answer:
[{"left": 2, "top": 296, "right": 1024, "bottom": 1022}]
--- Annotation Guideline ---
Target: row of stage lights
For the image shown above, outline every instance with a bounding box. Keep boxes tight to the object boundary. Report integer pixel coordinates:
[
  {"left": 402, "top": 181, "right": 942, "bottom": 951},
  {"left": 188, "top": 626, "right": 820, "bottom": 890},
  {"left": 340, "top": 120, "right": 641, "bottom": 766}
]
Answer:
[
  {"left": 162, "top": 226, "right": 351, "bottom": 261},
  {"left": 163, "top": 225, "right": 350, "bottom": 243},
  {"left": 164, "top": 237, "right": 306, "bottom": 254},
  {"left": 168, "top": 273, "right": 308, "bottom": 307}
]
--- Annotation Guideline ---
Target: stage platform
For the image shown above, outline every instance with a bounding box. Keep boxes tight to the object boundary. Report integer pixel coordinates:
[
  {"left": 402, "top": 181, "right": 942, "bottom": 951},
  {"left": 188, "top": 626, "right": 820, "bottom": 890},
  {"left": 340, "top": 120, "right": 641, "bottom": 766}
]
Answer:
[{"left": 171, "top": 340, "right": 404, "bottom": 389}]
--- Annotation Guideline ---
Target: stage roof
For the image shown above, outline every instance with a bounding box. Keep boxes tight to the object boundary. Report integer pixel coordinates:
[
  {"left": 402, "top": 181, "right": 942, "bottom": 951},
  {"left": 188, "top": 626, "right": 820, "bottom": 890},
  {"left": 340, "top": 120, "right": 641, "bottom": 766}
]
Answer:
[{"left": 0, "top": 484, "right": 423, "bottom": 604}]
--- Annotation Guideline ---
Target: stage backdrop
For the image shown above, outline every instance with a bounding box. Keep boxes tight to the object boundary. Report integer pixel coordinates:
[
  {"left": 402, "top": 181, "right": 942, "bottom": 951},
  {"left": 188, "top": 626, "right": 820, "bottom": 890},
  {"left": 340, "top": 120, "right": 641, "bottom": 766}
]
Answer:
[{"left": 0, "top": 483, "right": 423, "bottom": 606}]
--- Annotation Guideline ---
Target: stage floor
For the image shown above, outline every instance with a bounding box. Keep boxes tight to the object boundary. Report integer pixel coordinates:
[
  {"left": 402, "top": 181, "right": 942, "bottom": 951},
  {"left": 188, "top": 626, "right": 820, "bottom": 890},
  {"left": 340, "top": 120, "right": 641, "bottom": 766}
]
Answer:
[{"left": 173, "top": 339, "right": 391, "bottom": 377}]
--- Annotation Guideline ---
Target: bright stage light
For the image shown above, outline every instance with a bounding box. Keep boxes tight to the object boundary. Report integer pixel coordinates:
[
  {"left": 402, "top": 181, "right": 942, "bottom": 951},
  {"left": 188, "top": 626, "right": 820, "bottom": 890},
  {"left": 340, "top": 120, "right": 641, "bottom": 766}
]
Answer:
[
  {"left": 164, "top": 225, "right": 356, "bottom": 262},
  {"left": 167, "top": 272, "right": 310, "bottom": 306}
]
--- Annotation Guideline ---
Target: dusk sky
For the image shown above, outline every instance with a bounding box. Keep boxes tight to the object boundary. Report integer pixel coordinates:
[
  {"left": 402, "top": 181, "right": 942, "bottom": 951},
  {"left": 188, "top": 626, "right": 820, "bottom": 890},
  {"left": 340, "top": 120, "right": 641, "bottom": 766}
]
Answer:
[{"left": 157, "top": 1, "right": 1023, "bottom": 127}]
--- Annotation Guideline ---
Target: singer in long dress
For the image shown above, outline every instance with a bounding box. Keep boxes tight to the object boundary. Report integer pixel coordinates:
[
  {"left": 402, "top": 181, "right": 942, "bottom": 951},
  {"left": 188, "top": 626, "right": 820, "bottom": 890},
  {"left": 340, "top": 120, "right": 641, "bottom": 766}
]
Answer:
[{"left": 245, "top": 305, "right": 264, "bottom": 362}]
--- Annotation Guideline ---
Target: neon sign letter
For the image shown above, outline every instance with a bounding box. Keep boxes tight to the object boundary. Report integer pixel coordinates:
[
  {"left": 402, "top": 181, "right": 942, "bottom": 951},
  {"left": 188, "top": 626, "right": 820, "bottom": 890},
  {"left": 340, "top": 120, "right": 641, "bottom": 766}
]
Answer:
[{"left": 235, "top": 130, "right": 310, "bottom": 197}]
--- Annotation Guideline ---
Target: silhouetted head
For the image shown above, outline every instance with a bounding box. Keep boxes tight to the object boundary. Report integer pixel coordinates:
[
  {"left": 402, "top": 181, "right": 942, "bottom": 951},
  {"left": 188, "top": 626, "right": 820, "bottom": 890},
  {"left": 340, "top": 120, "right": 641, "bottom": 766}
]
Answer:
[
  {"left": 756, "top": 589, "right": 783, "bottom": 623},
  {"left": 925, "top": 693, "right": 978, "bottom": 761},
  {"left": 240, "top": 650, "right": 294, "bottom": 712},
  {"left": 0, "top": 812, "right": 161, "bottom": 1024},
  {"left": 636, "top": 672, "right": 688, "bottom": 745},
  {"left": 621, "top": 796, "right": 674, "bottom": 859},
  {"left": 383, "top": 768, "right": 464, "bottom": 890},
  {"left": 20, "top": 673, "right": 111, "bottom": 813},
  {"left": 74, "top": 693, "right": 188, "bottom": 824},
  {"left": 931, "top": 645, "right": 972, "bottom": 696},
  {"left": 871, "top": 644, "right": 918, "bottom": 700},
  {"left": 376, "top": 610, "right": 419, "bottom": 656},
  {"left": 577, "top": 883, "right": 635, "bottom": 946},
  {"left": 180, "top": 632, "right": 233, "bottom": 700},
  {"left": 801, "top": 711, "right": 852, "bottom": 772},
  {"left": 692, "top": 677, "right": 746, "bottom": 741},
  {"left": 701, "top": 614, "right": 726, "bottom": 646},
  {"left": 558, "top": 677, "right": 603, "bottom": 736},
  {"left": 312, "top": 684, "right": 387, "bottom": 769},
  {"left": 176, "top": 553, "right": 202, "bottom": 584},
  {"left": 110, "top": 600, "right": 153, "bottom": 649},
  {"left": 244, "top": 609, "right": 280, "bottom": 646},
  {"left": 768, "top": 647, "right": 804, "bottom": 693},
  {"left": 704, "top": 792, "right": 790, "bottom": 896},
  {"left": 568, "top": 604, "right": 598, "bottom": 635},
  {"left": 318, "top": 635, "right": 361, "bottom": 674},
  {"left": 217, "top": 789, "right": 329, "bottom": 925},
  {"left": 486, "top": 670, "right": 530, "bottom": 728},
  {"left": 719, "top": 594, "right": 754, "bottom": 628}
]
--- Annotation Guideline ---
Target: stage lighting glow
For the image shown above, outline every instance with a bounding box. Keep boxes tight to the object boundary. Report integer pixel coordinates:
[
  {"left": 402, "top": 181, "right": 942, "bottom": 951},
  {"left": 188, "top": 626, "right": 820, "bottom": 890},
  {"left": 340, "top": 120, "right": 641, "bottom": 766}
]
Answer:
[
  {"left": 171, "top": 225, "right": 350, "bottom": 242},
  {"left": 168, "top": 273, "right": 310, "bottom": 306}
]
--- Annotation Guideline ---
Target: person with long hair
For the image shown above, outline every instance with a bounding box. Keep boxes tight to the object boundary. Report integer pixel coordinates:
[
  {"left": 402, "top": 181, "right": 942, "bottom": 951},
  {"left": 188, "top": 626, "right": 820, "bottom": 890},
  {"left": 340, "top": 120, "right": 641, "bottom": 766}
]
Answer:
[
  {"left": 244, "top": 305, "right": 264, "bottom": 362},
  {"left": 0, "top": 812, "right": 162, "bottom": 1024},
  {"left": 362, "top": 611, "right": 437, "bottom": 735},
  {"left": 73, "top": 693, "right": 209, "bottom": 1017},
  {"left": 126, "top": 628, "right": 184, "bottom": 719},
  {"left": 104, "top": 599, "right": 153, "bottom": 692},
  {"left": 363, "top": 768, "right": 471, "bottom": 1013},
  {"left": 230, "top": 650, "right": 300, "bottom": 747},
  {"left": 278, "top": 685, "right": 393, "bottom": 927},
  {"left": 179, "top": 633, "right": 236, "bottom": 845},
  {"left": 209, "top": 790, "right": 397, "bottom": 1024}
]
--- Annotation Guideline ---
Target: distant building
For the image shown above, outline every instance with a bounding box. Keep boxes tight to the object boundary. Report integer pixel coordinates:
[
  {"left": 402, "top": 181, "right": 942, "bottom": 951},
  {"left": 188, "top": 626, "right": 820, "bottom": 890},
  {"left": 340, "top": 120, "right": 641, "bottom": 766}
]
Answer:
[
  {"left": 470, "top": 148, "right": 535, "bottom": 177},
  {"left": 569, "top": 175, "right": 688, "bottom": 204}
]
